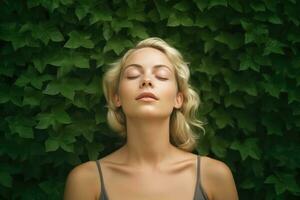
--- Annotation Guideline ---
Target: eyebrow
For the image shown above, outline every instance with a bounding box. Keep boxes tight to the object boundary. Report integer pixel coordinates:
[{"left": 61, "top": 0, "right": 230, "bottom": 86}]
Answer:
[{"left": 122, "top": 64, "right": 173, "bottom": 73}]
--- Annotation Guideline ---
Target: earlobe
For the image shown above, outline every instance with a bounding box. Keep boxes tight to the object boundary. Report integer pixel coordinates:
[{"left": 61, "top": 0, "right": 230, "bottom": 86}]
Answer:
[
  {"left": 175, "top": 92, "right": 183, "bottom": 109},
  {"left": 114, "top": 94, "right": 121, "bottom": 107}
]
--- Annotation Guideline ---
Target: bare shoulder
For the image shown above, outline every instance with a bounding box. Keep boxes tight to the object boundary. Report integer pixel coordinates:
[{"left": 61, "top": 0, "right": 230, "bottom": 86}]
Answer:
[
  {"left": 201, "top": 156, "right": 234, "bottom": 180},
  {"left": 64, "top": 161, "right": 100, "bottom": 200},
  {"left": 201, "top": 156, "right": 239, "bottom": 200}
]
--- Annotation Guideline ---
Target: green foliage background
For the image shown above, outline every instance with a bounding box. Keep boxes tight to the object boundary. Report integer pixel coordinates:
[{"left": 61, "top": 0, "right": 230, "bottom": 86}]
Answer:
[{"left": 1, "top": 0, "right": 300, "bottom": 199}]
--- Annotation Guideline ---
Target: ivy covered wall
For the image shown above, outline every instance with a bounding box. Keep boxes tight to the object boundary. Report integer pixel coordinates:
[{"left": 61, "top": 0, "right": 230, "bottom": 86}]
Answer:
[{"left": 0, "top": 0, "right": 300, "bottom": 199}]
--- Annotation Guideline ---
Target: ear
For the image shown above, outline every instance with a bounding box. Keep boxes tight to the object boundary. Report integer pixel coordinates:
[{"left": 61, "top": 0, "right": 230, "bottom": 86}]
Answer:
[
  {"left": 174, "top": 91, "right": 183, "bottom": 109},
  {"left": 114, "top": 93, "right": 121, "bottom": 107}
]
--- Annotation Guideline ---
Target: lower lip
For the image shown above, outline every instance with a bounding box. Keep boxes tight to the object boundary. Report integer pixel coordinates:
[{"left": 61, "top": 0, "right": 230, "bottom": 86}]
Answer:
[{"left": 137, "top": 97, "right": 157, "bottom": 102}]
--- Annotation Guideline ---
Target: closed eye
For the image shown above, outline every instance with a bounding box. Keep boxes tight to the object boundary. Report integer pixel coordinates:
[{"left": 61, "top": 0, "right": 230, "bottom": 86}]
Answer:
[
  {"left": 157, "top": 77, "right": 168, "bottom": 80},
  {"left": 127, "top": 76, "right": 168, "bottom": 80},
  {"left": 127, "top": 76, "right": 139, "bottom": 79}
]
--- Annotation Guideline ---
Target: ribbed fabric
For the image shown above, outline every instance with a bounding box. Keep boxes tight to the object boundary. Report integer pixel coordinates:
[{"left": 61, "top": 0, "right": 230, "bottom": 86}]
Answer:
[{"left": 95, "top": 155, "right": 209, "bottom": 200}]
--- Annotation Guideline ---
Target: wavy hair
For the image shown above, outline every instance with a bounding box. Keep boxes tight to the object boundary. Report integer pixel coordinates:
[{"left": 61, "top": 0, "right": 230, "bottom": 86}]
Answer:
[{"left": 102, "top": 37, "right": 206, "bottom": 152}]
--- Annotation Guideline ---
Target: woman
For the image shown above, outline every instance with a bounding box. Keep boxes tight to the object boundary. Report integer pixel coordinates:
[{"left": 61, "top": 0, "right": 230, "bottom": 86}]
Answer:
[{"left": 64, "top": 37, "right": 239, "bottom": 200}]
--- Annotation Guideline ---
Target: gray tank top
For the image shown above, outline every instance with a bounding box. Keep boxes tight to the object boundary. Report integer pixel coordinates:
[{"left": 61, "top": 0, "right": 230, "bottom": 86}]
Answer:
[{"left": 96, "top": 155, "right": 209, "bottom": 200}]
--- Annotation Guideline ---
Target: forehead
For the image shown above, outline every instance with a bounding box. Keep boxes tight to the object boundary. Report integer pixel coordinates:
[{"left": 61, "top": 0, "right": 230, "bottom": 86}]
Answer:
[{"left": 123, "top": 47, "right": 174, "bottom": 71}]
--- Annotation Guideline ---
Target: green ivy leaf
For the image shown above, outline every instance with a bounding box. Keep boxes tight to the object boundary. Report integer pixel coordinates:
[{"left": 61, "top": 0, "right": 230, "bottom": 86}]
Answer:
[
  {"left": 265, "top": 173, "right": 300, "bottom": 195},
  {"left": 49, "top": 50, "right": 90, "bottom": 69},
  {"left": 38, "top": 180, "right": 60, "bottom": 195},
  {"left": 75, "top": 4, "right": 90, "bottom": 20},
  {"left": 154, "top": 0, "right": 171, "bottom": 20},
  {"left": 43, "top": 80, "right": 60, "bottom": 96},
  {"left": 223, "top": 71, "right": 257, "bottom": 96},
  {"left": 7, "top": 116, "right": 35, "bottom": 139},
  {"left": 60, "top": 0, "right": 74, "bottom": 5},
  {"left": 228, "top": 0, "right": 242, "bottom": 12},
  {"left": 103, "top": 37, "right": 133, "bottom": 55},
  {"left": 128, "top": 23, "right": 149, "bottom": 39},
  {"left": 167, "top": 12, "right": 193, "bottom": 27},
  {"left": 263, "top": 38, "right": 285, "bottom": 56},
  {"left": 208, "top": 0, "right": 227, "bottom": 9},
  {"left": 19, "top": 22, "right": 63, "bottom": 44},
  {"left": 195, "top": 14, "right": 218, "bottom": 31},
  {"left": 64, "top": 31, "right": 94, "bottom": 49},
  {"left": 0, "top": 84, "right": 10, "bottom": 103},
  {"left": 15, "top": 74, "right": 31, "bottom": 87},
  {"left": 210, "top": 107, "right": 234, "bottom": 129},
  {"left": 72, "top": 93, "right": 89, "bottom": 110},
  {"left": 127, "top": 7, "right": 146, "bottom": 22},
  {"left": 261, "top": 112, "right": 284, "bottom": 135},
  {"left": 233, "top": 110, "right": 256, "bottom": 132},
  {"left": 85, "top": 143, "right": 104, "bottom": 160},
  {"left": 35, "top": 113, "right": 54, "bottom": 129},
  {"left": 32, "top": 58, "right": 47, "bottom": 73},
  {"left": 84, "top": 76, "right": 101, "bottom": 95},
  {"left": 251, "top": 160, "right": 264, "bottom": 177},
  {"left": 27, "top": 0, "right": 40, "bottom": 8},
  {"left": 31, "top": 24, "right": 49, "bottom": 45},
  {"left": 0, "top": 172, "right": 12, "bottom": 188},
  {"left": 230, "top": 138, "right": 261, "bottom": 160},
  {"left": 174, "top": 2, "right": 190, "bottom": 12},
  {"left": 211, "top": 136, "right": 229, "bottom": 157},
  {"left": 60, "top": 84, "right": 75, "bottom": 100},
  {"left": 239, "top": 53, "right": 260, "bottom": 72},
  {"left": 240, "top": 178, "right": 256, "bottom": 189},
  {"left": 52, "top": 107, "right": 72, "bottom": 124},
  {"left": 268, "top": 14, "right": 283, "bottom": 24},
  {"left": 250, "top": 2, "right": 265, "bottom": 11},
  {"left": 193, "top": 0, "right": 209, "bottom": 11},
  {"left": 204, "top": 40, "right": 216, "bottom": 53},
  {"left": 261, "top": 74, "right": 286, "bottom": 98},
  {"left": 242, "top": 23, "right": 269, "bottom": 44},
  {"left": 288, "top": 88, "right": 300, "bottom": 104},
  {"left": 40, "top": 0, "right": 60, "bottom": 12},
  {"left": 48, "top": 25, "right": 64, "bottom": 42},
  {"left": 23, "top": 87, "right": 43, "bottom": 106},
  {"left": 31, "top": 75, "right": 53, "bottom": 90},
  {"left": 224, "top": 93, "right": 245, "bottom": 108},
  {"left": 60, "top": 143, "right": 74, "bottom": 153},
  {"left": 89, "top": 8, "right": 113, "bottom": 24},
  {"left": 95, "top": 107, "right": 106, "bottom": 124},
  {"left": 203, "top": 88, "right": 221, "bottom": 103},
  {"left": 102, "top": 23, "right": 113, "bottom": 41},
  {"left": 111, "top": 20, "right": 133, "bottom": 33},
  {"left": 215, "top": 32, "right": 243, "bottom": 50},
  {"left": 196, "top": 56, "right": 220, "bottom": 76},
  {"left": 43, "top": 78, "right": 85, "bottom": 100},
  {"left": 45, "top": 138, "right": 59, "bottom": 152},
  {"left": 35, "top": 108, "right": 72, "bottom": 129}
]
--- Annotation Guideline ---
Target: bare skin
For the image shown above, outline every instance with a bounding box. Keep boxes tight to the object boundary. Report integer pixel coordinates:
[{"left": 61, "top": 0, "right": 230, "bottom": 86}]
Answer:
[{"left": 64, "top": 47, "right": 239, "bottom": 200}]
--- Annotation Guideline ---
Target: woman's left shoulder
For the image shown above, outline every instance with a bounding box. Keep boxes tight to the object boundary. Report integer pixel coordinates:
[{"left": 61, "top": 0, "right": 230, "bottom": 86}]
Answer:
[
  {"left": 200, "top": 156, "right": 233, "bottom": 178},
  {"left": 200, "top": 155, "right": 239, "bottom": 200}
]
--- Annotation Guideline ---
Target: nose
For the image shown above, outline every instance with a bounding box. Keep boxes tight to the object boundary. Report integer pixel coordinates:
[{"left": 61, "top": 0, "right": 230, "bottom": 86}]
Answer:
[{"left": 139, "top": 78, "right": 153, "bottom": 88}]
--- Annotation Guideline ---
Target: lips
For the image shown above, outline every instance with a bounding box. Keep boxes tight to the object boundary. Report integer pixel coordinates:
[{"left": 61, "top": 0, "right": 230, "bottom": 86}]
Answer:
[{"left": 135, "top": 92, "right": 159, "bottom": 100}]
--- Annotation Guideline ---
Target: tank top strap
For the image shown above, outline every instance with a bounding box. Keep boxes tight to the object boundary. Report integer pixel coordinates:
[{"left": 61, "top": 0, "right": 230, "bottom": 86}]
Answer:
[
  {"left": 195, "top": 155, "right": 209, "bottom": 200},
  {"left": 196, "top": 155, "right": 200, "bottom": 183},
  {"left": 95, "top": 160, "right": 108, "bottom": 199}
]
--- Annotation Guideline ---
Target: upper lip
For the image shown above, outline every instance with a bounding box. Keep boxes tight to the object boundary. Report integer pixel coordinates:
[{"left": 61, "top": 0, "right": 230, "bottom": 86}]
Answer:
[{"left": 135, "top": 92, "right": 159, "bottom": 100}]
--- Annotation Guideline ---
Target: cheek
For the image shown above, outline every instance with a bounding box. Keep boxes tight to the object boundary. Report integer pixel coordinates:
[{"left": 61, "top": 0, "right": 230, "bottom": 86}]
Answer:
[
  {"left": 160, "top": 83, "right": 178, "bottom": 101},
  {"left": 118, "top": 81, "right": 136, "bottom": 101}
]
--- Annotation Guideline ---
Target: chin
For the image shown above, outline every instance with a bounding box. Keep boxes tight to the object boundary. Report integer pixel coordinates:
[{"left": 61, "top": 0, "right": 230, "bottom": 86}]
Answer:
[{"left": 128, "top": 111, "right": 171, "bottom": 119}]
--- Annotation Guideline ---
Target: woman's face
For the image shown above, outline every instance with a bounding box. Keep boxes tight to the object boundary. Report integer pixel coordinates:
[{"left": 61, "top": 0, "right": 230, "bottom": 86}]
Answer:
[{"left": 114, "top": 47, "right": 183, "bottom": 119}]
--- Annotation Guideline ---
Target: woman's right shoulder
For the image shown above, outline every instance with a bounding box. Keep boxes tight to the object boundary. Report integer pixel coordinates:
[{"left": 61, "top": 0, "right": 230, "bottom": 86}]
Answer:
[{"left": 64, "top": 160, "right": 102, "bottom": 200}]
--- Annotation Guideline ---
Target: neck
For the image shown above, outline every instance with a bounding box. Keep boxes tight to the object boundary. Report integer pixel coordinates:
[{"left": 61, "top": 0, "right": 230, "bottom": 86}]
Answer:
[{"left": 121, "top": 116, "right": 177, "bottom": 170}]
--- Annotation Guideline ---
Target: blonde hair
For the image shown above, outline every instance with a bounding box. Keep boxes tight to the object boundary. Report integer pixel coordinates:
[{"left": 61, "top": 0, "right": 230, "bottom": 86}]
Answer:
[{"left": 102, "top": 37, "right": 206, "bottom": 152}]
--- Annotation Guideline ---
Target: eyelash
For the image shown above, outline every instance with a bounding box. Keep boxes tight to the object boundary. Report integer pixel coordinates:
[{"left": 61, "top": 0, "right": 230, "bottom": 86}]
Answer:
[
  {"left": 127, "top": 76, "right": 168, "bottom": 80},
  {"left": 158, "top": 77, "right": 168, "bottom": 80}
]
